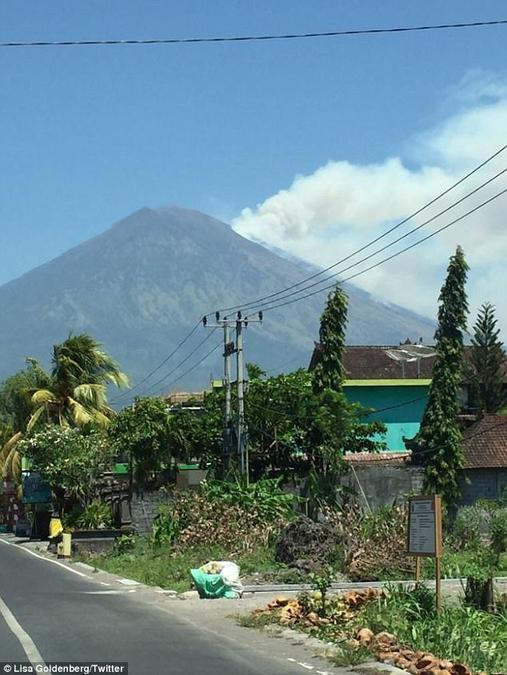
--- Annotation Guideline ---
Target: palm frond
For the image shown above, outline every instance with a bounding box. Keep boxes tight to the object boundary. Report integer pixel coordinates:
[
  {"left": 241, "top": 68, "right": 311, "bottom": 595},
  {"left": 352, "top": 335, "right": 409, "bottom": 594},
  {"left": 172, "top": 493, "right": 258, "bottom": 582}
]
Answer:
[
  {"left": 73, "top": 383, "right": 107, "bottom": 407},
  {"left": 27, "top": 405, "right": 48, "bottom": 432},
  {"left": 31, "top": 389, "right": 55, "bottom": 405},
  {"left": 67, "top": 398, "right": 94, "bottom": 427},
  {"left": 2, "top": 446, "right": 21, "bottom": 482}
]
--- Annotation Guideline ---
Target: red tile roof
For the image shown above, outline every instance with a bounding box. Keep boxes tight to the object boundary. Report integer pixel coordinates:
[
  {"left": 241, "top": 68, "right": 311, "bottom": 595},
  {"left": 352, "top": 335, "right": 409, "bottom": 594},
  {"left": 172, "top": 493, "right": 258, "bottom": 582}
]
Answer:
[{"left": 463, "top": 414, "right": 507, "bottom": 469}]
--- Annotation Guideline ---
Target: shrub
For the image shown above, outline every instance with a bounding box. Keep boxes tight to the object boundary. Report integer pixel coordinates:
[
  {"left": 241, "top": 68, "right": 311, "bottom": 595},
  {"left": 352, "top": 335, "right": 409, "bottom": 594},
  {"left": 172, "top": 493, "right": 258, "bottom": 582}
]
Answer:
[
  {"left": 202, "top": 477, "right": 296, "bottom": 522},
  {"left": 452, "top": 504, "right": 494, "bottom": 550},
  {"left": 361, "top": 585, "right": 507, "bottom": 674},
  {"left": 490, "top": 508, "right": 507, "bottom": 555},
  {"left": 149, "top": 480, "right": 291, "bottom": 554},
  {"left": 333, "top": 505, "right": 414, "bottom": 581},
  {"left": 114, "top": 533, "right": 136, "bottom": 554},
  {"left": 76, "top": 501, "right": 113, "bottom": 530},
  {"left": 152, "top": 505, "right": 180, "bottom": 547}
]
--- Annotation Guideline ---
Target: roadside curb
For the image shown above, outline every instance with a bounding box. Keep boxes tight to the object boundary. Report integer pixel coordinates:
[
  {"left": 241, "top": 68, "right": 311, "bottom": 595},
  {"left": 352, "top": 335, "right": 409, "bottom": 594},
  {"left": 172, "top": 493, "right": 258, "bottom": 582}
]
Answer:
[{"left": 255, "top": 624, "right": 407, "bottom": 675}]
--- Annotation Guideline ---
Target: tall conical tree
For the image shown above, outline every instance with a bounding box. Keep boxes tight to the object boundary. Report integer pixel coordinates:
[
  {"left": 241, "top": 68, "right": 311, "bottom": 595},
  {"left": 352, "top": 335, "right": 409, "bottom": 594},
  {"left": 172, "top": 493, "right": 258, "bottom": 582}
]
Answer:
[
  {"left": 410, "top": 246, "right": 469, "bottom": 507},
  {"left": 468, "top": 302, "right": 505, "bottom": 413},
  {"left": 312, "top": 284, "right": 348, "bottom": 394},
  {"left": 308, "top": 284, "right": 385, "bottom": 515}
]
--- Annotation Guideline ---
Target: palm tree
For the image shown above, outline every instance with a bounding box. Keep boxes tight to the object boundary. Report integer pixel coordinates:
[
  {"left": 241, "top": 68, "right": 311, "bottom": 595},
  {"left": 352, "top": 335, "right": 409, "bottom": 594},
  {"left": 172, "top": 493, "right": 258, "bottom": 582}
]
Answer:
[
  {"left": 28, "top": 334, "right": 129, "bottom": 431},
  {"left": 0, "top": 430, "right": 22, "bottom": 483}
]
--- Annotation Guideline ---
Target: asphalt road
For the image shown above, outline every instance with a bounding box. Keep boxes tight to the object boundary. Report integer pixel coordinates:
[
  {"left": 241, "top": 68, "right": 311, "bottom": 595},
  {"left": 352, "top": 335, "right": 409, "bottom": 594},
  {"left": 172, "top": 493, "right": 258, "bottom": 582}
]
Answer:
[{"left": 0, "top": 539, "right": 343, "bottom": 675}]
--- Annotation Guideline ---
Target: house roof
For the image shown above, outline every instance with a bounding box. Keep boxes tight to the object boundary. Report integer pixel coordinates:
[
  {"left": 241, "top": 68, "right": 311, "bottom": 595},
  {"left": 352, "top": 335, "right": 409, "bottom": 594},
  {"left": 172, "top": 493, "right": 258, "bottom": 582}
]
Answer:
[
  {"left": 310, "top": 343, "right": 436, "bottom": 380},
  {"left": 309, "top": 343, "right": 507, "bottom": 383},
  {"left": 345, "top": 451, "right": 410, "bottom": 466},
  {"left": 463, "top": 414, "right": 507, "bottom": 469}
]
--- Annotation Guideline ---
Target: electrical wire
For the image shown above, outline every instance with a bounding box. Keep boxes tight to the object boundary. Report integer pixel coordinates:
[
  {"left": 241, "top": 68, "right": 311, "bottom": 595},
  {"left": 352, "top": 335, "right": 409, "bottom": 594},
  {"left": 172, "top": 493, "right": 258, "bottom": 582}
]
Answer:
[
  {"left": 213, "top": 145, "right": 507, "bottom": 317},
  {"left": 140, "top": 328, "right": 219, "bottom": 398},
  {"left": 110, "top": 320, "right": 202, "bottom": 403},
  {"left": 112, "top": 150, "right": 506, "bottom": 401},
  {"left": 149, "top": 339, "right": 222, "bottom": 397},
  {"left": 250, "top": 186, "right": 507, "bottom": 314},
  {"left": 232, "top": 167, "right": 507, "bottom": 315},
  {"left": 248, "top": 414, "right": 507, "bottom": 462},
  {"left": 247, "top": 394, "right": 430, "bottom": 422},
  {"left": 2, "top": 19, "right": 506, "bottom": 49}
]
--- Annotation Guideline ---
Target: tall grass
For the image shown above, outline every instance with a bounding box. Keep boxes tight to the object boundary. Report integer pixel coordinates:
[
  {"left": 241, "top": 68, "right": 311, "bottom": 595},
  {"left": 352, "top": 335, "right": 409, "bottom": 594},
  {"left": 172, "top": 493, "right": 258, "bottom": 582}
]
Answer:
[{"left": 361, "top": 585, "right": 507, "bottom": 674}]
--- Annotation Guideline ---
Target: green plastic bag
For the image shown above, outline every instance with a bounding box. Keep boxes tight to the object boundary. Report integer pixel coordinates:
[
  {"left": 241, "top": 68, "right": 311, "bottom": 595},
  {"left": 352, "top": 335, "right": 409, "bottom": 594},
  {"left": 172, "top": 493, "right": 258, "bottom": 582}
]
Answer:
[{"left": 190, "top": 568, "right": 237, "bottom": 599}]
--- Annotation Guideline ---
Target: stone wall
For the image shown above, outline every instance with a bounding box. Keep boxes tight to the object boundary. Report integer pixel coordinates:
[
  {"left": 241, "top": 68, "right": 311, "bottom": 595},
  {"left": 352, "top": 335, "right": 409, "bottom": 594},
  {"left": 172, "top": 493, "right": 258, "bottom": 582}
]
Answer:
[
  {"left": 343, "top": 464, "right": 506, "bottom": 511},
  {"left": 129, "top": 465, "right": 506, "bottom": 532},
  {"left": 130, "top": 489, "right": 171, "bottom": 533},
  {"left": 341, "top": 463, "right": 424, "bottom": 511},
  {"left": 459, "top": 468, "right": 507, "bottom": 505}
]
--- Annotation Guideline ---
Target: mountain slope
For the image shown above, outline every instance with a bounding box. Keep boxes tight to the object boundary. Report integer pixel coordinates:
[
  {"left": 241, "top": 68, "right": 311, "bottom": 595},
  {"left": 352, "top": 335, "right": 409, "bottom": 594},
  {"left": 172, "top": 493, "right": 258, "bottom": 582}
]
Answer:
[{"left": 0, "top": 206, "right": 435, "bottom": 392}]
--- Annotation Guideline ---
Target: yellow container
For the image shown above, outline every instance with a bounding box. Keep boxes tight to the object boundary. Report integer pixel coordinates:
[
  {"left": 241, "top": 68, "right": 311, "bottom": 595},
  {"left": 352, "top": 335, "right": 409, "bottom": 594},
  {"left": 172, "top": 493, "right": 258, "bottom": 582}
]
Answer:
[{"left": 49, "top": 516, "right": 63, "bottom": 539}]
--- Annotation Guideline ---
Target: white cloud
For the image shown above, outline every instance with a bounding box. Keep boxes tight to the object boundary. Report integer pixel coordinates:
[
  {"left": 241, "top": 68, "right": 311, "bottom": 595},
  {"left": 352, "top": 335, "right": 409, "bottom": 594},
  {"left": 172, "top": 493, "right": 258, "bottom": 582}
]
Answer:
[{"left": 232, "top": 72, "right": 507, "bottom": 336}]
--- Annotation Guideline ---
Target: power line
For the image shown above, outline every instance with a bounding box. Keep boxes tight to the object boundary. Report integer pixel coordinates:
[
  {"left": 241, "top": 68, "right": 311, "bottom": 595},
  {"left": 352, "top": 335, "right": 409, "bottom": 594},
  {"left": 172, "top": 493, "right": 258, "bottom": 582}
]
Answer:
[
  {"left": 110, "top": 320, "right": 202, "bottom": 403},
  {"left": 248, "top": 394, "right": 430, "bottom": 422},
  {"left": 2, "top": 19, "right": 506, "bottom": 49},
  {"left": 251, "top": 186, "right": 507, "bottom": 314},
  {"left": 141, "top": 328, "right": 219, "bottom": 398},
  {"left": 112, "top": 149, "right": 506, "bottom": 401},
  {"left": 214, "top": 145, "right": 507, "bottom": 316},
  {"left": 234, "top": 167, "right": 507, "bottom": 315},
  {"left": 249, "top": 415, "right": 507, "bottom": 462},
  {"left": 150, "top": 339, "right": 222, "bottom": 397}
]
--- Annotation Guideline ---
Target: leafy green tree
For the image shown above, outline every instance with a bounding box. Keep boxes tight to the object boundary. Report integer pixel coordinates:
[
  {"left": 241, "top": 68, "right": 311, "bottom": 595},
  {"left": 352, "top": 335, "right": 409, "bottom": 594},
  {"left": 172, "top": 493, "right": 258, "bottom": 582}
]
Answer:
[
  {"left": 0, "top": 360, "right": 52, "bottom": 484},
  {"left": 108, "top": 397, "right": 171, "bottom": 484},
  {"left": 245, "top": 366, "right": 384, "bottom": 482},
  {"left": 245, "top": 368, "right": 313, "bottom": 479},
  {"left": 164, "top": 390, "right": 224, "bottom": 473},
  {"left": 18, "top": 426, "right": 113, "bottom": 511},
  {"left": 0, "top": 359, "right": 51, "bottom": 432},
  {"left": 467, "top": 302, "right": 505, "bottom": 413},
  {"left": 28, "top": 333, "right": 129, "bottom": 430},
  {"left": 410, "top": 246, "right": 469, "bottom": 507},
  {"left": 246, "top": 363, "right": 266, "bottom": 381}
]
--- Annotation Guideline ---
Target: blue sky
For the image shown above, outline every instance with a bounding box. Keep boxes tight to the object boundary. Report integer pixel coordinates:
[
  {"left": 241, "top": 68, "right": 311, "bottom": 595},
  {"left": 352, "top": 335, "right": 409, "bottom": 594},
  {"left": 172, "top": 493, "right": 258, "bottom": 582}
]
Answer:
[{"left": 1, "top": 1, "right": 506, "bottom": 324}]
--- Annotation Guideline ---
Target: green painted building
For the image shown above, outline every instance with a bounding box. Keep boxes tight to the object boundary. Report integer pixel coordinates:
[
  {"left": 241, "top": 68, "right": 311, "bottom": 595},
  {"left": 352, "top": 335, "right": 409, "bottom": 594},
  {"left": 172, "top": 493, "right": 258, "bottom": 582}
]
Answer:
[
  {"left": 344, "top": 379, "right": 430, "bottom": 451},
  {"left": 310, "top": 344, "right": 435, "bottom": 452}
]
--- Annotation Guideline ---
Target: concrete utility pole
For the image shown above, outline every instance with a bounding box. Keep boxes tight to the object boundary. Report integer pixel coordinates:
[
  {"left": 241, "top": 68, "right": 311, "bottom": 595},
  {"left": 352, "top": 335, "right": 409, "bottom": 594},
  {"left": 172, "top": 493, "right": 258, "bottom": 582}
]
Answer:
[
  {"left": 235, "top": 316, "right": 246, "bottom": 479},
  {"left": 203, "top": 310, "right": 263, "bottom": 481},
  {"left": 223, "top": 321, "right": 234, "bottom": 470}
]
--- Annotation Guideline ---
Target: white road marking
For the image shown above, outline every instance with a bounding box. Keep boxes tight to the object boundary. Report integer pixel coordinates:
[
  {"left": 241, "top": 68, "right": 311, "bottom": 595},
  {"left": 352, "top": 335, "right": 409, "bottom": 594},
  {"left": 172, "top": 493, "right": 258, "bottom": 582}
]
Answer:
[
  {"left": 0, "top": 593, "right": 45, "bottom": 666},
  {"left": 0, "top": 538, "right": 88, "bottom": 577},
  {"left": 297, "top": 664, "right": 314, "bottom": 671},
  {"left": 79, "top": 590, "right": 124, "bottom": 595},
  {"left": 119, "top": 578, "right": 140, "bottom": 586}
]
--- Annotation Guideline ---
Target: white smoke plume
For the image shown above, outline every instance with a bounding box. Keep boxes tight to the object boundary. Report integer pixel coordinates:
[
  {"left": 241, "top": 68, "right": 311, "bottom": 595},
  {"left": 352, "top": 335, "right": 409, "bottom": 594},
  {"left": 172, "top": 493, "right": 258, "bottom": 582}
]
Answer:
[{"left": 232, "top": 72, "right": 507, "bottom": 335}]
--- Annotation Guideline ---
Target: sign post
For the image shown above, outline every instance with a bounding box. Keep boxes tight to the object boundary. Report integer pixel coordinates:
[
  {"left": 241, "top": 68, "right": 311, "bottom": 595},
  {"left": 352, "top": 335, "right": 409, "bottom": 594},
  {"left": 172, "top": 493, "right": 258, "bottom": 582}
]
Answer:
[{"left": 407, "top": 494, "right": 443, "bottom": 610}]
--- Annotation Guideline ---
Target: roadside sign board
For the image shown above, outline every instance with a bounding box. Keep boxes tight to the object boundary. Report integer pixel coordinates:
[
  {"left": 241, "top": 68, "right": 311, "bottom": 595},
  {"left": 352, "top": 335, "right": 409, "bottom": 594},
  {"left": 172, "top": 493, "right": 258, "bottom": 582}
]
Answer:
[
  {"left": 408, "top": 495, "right": 442, "bottom": 557},
  {"left": 407, "top": 494, "right": 443, "bottom": 611},
  {"left": 22, "top": 472, "right": 52, "bottom": 504}
]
